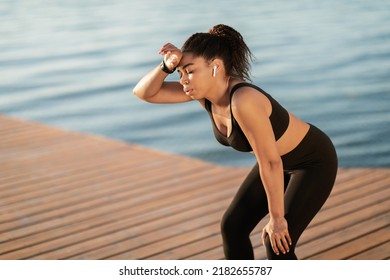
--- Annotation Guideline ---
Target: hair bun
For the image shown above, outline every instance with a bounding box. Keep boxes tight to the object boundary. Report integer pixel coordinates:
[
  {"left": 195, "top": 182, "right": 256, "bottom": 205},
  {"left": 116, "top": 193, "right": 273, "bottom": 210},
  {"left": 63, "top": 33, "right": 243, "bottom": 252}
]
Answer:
[
  {"left": 209, "top": 24, "right": 242, "bottom": 50},
  {"left": 209, "top": 24, "right": 227, "bottom": 36}
]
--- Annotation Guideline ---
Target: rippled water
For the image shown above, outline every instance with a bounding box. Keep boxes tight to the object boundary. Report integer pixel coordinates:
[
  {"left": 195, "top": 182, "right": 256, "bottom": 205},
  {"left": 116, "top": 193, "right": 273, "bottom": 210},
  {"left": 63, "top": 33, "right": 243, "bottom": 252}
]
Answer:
[{"left": 1, "top": 0, "right": 389, "bottom": 167}]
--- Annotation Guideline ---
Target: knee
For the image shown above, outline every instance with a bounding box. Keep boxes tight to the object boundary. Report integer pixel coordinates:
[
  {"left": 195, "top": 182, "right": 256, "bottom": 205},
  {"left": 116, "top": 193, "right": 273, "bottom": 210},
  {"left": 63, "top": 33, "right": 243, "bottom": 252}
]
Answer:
[
  {"left": 264, "top": 235, "right": 297, "bottom": 260},
  {"left": 220, "top": 211, "right": 234, "bottom": 237},
  {"left": 221, "top": 210, "right": 242, "bottom": 239}
]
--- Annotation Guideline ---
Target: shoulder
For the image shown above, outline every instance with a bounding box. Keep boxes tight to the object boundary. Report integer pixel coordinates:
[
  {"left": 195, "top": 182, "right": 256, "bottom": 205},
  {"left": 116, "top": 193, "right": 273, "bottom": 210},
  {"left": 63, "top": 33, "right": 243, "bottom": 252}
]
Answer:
[{"left": 231, "top": 84, "right": 270, "bottom": 116}]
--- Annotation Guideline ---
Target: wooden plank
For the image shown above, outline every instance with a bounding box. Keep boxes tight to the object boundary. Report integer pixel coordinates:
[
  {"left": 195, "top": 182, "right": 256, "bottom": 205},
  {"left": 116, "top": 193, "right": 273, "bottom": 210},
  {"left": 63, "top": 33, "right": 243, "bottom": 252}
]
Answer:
[
  {"left": 310, "top": 227, "right": 390, "bottom": 260},
  {"left": 310, "top": 185, "right": 389, "bottom": 226},
  {"left": 147, "top": 234, "right": 223, "bottom": 260},
  {"left": 0, "top": 115, "right": 389, "bottom": 261},
  {"left": 350, "top": 242, "right": 390, "bottom": 260},
  {"left": 0, "top": 182, "right": 234, "bottom": 256},
  {"left": 0, "top": 168, "right": 242, "bottom": 244},
  {"left": 8, "top": 193, "right": 230, "bottom": 259},
  {"left": 297, "top": 212, "right": 389, "bottom": 259}
]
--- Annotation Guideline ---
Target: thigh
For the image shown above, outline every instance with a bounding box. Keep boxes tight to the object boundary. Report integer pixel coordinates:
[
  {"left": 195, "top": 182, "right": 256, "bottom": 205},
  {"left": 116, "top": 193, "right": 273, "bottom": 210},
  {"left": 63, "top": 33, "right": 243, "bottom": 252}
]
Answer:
[
  {"left": 223, "top": 164, "right": 291, "bottom": 233},
  {"left": 284, "top": 165, "right": 336, "bottom": 240},
  {"left": 223, "top": 164, "right": 267, "bottom": 232}
]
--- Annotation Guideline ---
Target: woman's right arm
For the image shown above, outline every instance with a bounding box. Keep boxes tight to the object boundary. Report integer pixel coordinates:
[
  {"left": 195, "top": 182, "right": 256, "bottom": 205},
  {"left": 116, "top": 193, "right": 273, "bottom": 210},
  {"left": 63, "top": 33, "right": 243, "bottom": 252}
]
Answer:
[{"left": 133, "top": 43, "right": 192, "bottom": 104}]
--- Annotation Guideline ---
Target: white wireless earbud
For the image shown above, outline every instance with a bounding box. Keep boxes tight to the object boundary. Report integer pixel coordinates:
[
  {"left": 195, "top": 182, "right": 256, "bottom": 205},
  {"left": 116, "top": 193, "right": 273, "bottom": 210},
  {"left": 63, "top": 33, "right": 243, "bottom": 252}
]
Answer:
[{"left": 212, "top": 65, "right": 217, "bottom": 77}]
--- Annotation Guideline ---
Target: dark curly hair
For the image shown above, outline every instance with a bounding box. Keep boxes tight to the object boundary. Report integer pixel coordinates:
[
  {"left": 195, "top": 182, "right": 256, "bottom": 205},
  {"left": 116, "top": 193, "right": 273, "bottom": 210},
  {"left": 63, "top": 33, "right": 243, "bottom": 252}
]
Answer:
[{"left": 181, "top": 24, "right": 254, "bottom": 81}]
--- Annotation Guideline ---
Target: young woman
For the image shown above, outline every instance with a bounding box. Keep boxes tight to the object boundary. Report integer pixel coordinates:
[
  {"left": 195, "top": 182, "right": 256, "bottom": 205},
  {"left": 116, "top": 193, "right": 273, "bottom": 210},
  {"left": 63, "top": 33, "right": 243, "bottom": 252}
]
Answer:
[{"left": 133, "top": 24, "right": 338, "bottom": 260}]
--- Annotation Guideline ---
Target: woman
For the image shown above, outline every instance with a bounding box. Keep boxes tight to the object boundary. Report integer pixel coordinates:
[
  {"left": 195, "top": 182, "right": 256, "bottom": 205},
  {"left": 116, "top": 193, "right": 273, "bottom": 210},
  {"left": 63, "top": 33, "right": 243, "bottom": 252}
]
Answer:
[{"left": 133, "top": 24, "right": 338, "bottom": 260}]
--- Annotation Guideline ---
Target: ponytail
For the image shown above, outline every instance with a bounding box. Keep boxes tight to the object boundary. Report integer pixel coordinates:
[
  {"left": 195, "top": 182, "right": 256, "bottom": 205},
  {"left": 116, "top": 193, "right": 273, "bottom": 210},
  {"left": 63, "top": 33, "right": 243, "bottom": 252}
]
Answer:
[{"left": 181, "top": 24, "right": 254, "bottom": 81}]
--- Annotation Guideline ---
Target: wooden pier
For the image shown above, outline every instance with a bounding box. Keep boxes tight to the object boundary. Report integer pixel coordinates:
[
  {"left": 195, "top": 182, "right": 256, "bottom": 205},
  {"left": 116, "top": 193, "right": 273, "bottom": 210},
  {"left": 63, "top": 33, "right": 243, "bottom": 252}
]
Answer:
[{"left": 0, "top": 115, "right": 389, "bottom": 260}]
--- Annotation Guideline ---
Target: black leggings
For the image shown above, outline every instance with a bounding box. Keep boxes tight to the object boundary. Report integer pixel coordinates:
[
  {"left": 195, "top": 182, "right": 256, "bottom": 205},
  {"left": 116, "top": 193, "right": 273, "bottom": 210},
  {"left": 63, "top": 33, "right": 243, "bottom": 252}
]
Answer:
[{"left": 221, "top": 124, "right": 338, "bottom": 260}]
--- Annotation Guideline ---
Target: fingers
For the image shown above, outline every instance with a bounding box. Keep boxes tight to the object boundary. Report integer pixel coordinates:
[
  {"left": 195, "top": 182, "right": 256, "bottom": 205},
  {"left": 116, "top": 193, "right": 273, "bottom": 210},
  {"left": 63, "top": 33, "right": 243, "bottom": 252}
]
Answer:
[
  {"left": 158, "top": 43, "right": 180, "bottom": 55},
  {"left": 270, "top": 237, "right": 280, "bottom": 256},
  {"left": 158, "top": 43, "right": 182, "bottom": 71},
  {"left": 279, "top": 235, "right": 290, "bottom": 254},
  {"left": 272, "top": 235, "right": 289, "bottom": 255},
  {"left": 262, "top": 229, "right": 283, "bottom": 255},
  {"left": 286, "top": 231, "right": 292, "bottom": 247},
  {"left": 265, "top": 233, "right": 292, "bottom": 255},
  {"left": 263, "top": 219, "right": 293, "bottom": 256}
]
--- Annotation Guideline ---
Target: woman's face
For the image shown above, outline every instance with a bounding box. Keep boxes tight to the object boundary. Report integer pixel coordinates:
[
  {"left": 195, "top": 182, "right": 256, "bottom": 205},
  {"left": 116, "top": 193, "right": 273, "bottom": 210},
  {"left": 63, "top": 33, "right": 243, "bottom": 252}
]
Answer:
[{"left": 177, "top": 52, "right": 214, "bottom": 100}]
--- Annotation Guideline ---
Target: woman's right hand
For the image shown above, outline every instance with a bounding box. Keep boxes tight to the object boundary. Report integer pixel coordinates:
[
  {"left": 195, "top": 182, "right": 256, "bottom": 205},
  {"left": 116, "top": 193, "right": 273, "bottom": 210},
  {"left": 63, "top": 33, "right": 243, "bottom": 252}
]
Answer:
[
  {"left": 158, "top": 43, "right": 182, "bottom": 72},
  {"left": 133, "top": 43, "right": 188, "bottom": 103}
]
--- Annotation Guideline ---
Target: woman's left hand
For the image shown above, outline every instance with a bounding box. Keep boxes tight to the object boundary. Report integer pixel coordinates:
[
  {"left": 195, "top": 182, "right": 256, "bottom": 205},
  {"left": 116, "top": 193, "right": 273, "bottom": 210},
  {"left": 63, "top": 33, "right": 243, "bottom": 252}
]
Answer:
[{"left": 262, "top": 217, "right": 292, "bottom": 255}]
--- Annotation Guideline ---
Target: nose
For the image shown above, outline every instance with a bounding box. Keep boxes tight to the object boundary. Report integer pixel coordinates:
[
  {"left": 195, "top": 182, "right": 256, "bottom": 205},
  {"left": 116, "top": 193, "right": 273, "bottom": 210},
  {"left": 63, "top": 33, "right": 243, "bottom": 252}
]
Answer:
[{"left": 180, "top": 74, "right": 189, "bottom": 85}]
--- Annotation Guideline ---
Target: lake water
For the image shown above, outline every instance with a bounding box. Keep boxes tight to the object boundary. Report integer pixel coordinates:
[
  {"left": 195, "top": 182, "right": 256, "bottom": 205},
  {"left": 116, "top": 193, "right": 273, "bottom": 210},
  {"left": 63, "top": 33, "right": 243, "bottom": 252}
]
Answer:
[{"left": 1, "top": 0, "right": 389, "bottom": 167}]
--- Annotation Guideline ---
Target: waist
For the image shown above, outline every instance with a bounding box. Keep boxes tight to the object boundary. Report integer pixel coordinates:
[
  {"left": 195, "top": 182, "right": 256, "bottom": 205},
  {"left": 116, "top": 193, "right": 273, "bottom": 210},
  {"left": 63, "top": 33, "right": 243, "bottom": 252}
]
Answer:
[
  {"left": 276, "top": 112, "right": 310, "bottom": 156},
  {"left": 281, "top": 124, "right": 337, "bottom": 170}
]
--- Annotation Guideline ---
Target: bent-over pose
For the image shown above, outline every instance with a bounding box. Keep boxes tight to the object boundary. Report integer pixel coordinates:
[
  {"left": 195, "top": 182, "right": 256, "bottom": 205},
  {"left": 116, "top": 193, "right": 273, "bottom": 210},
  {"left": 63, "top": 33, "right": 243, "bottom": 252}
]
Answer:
[{"left": 133, "top": 24, "right": 338, "bottom": 259}]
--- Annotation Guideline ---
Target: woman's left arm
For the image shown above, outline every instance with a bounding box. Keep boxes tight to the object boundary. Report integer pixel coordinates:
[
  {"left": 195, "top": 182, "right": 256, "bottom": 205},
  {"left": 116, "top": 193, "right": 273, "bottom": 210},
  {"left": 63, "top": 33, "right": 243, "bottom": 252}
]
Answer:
[{"left": 231, "top": 88, "right": 292, "bottom": 255}]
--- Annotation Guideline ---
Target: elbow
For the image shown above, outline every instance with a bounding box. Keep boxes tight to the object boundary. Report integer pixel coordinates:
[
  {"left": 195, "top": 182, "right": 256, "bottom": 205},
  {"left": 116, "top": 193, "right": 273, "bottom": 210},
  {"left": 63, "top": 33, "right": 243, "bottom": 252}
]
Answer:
[
  {"left": 132, "top": 86, "right": 147, "bottom": 101},
  {"left": 132, "top": 83, "right": 157, "bottom": 102},
  {"left": 259, "top": 156, "right": 283, "bottom": 172},
  {"left": 132, "top": 85, "right": 142, "bottom": 99},
  {"left": 268, "top": 157, "right": 283, "bottom": 170}
]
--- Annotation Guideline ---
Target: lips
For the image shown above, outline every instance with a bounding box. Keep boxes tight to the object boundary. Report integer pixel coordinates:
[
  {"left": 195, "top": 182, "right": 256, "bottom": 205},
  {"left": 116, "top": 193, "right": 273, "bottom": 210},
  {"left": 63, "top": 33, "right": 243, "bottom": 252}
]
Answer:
[{"left": 184, "top": 88, "right": 193, "bottom": 96}]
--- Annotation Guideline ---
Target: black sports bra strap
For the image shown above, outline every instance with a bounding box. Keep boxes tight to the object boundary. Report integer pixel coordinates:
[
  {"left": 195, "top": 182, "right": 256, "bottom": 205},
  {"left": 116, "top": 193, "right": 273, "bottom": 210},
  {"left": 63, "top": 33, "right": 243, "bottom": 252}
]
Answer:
[
  {"left": 230, "top": 82, "right": 257, "bottom": 97},
  {"left": 204, "top": 98, "right": 211, "bottom": 112},
  {"left": 229, "top": 82, "right": 259, "bottom": 115}
]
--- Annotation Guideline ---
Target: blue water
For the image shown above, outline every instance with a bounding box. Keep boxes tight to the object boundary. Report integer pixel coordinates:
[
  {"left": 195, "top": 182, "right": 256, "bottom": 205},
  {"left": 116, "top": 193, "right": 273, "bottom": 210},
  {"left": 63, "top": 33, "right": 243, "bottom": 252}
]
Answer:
[{"left": 1, "top": 0, "right": 389, "bottom": 167}]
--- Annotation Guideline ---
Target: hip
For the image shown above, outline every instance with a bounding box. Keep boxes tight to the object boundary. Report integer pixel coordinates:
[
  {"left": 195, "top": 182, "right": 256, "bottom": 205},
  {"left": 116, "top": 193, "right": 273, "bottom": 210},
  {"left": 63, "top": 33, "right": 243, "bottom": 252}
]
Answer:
[{"left": 281, "top": 124, "right": 338, "bottom": 171}]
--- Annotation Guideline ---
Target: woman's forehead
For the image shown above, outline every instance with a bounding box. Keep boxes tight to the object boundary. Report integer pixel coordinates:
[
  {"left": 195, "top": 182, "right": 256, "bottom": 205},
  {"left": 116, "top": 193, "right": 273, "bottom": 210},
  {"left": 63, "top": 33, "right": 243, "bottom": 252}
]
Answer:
[{"left": 178, "top": 53, "right": 206, "bottom": 68}]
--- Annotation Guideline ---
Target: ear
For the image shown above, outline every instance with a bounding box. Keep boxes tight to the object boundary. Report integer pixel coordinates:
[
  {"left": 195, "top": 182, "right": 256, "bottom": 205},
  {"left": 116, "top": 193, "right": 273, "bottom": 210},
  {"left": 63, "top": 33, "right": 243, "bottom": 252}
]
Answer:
[{"left": 210, "top": 58, "right": 223, "bottom": 77}]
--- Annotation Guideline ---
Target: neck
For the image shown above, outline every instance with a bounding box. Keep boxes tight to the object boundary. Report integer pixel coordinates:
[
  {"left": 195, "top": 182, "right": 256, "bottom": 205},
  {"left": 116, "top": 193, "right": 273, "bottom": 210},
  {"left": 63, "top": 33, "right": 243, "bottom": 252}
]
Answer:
[{"left": 206, "top": 77, "right": 233, "bottom": 106}]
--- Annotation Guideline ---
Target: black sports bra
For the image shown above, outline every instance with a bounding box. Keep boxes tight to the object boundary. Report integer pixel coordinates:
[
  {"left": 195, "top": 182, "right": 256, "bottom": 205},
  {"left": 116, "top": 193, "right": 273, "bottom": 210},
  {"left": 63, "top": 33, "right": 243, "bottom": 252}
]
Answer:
[{"left": 205, "top": 82, "right": 290, "bottom": 152}]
